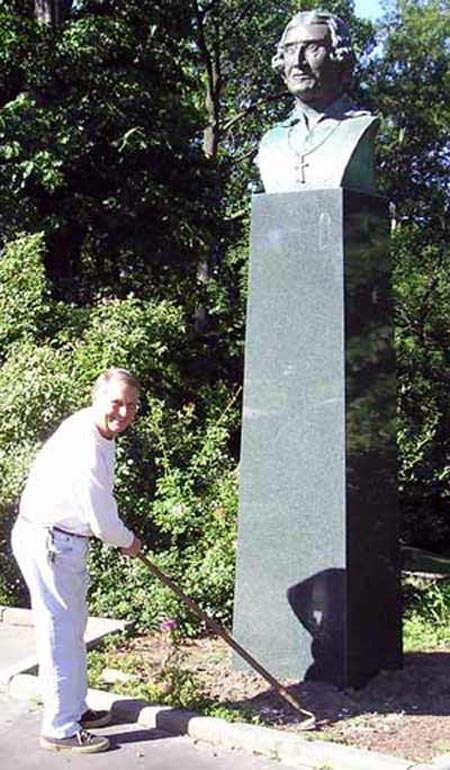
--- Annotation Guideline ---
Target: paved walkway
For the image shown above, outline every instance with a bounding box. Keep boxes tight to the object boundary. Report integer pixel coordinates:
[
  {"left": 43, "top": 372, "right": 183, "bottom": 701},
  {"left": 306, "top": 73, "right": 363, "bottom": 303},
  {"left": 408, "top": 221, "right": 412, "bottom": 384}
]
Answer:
[
  {"left": 0, "top": 606, "right": 131, "bottom": 684},
  {"left": 0, "top": 607, "right": 293, "bottom": 769},
  {"left": 0, "top": 619, "right": 35, "bottom": 670},
  {"left": 0, "top": 688, "right": 292, "bottom": 770}
]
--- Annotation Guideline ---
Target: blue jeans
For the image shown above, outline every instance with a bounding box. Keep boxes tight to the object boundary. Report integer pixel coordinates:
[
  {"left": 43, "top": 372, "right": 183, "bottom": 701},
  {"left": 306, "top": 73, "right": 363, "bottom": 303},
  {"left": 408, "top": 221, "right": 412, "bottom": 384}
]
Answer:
[{"left": 12, "top": 518, "right": 90, "bottom": 738}]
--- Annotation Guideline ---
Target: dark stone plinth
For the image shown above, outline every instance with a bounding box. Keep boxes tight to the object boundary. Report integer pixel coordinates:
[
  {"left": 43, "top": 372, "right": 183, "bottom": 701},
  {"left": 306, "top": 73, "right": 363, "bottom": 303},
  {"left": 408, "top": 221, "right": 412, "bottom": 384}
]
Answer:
[{"left": 232, "top": 189, "right": 402, "bottom": 687}]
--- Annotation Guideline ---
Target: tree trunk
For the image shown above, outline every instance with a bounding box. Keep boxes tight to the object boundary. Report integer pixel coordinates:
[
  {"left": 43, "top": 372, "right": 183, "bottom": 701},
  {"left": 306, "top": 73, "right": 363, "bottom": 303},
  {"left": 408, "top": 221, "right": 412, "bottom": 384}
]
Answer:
[{"left": 34, "top": 0, "right": 72, "bottom": 27}]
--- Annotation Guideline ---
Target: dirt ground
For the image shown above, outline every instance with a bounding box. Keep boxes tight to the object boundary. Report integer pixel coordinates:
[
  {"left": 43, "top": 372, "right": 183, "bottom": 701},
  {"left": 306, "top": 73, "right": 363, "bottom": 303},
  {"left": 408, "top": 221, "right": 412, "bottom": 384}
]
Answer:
[{"left": 107, "top": 633, "right": 450, "bottom": 765}]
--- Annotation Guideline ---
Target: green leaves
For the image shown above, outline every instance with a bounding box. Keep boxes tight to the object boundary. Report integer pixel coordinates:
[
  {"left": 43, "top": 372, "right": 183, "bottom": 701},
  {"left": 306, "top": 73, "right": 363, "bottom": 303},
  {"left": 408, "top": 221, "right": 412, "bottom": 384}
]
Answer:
[
  {"left": 0, "top": 232, "right": 48, "bottom": 356},
  {"left": 0, "top": 233, "right": 240, "bottom": 626},
  {"left": 370, "top": 0, "right": 450, "bottom": 215},
  {"left": 0, "top": 1, "right": 211, "bottom": 297}
]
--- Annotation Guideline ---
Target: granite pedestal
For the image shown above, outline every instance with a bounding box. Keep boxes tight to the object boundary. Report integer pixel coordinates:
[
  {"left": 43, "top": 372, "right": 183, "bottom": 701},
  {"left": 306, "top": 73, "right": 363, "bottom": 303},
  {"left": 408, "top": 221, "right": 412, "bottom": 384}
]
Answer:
[{"left": 232, "top": 189, "right": 402, "bottom": 687}]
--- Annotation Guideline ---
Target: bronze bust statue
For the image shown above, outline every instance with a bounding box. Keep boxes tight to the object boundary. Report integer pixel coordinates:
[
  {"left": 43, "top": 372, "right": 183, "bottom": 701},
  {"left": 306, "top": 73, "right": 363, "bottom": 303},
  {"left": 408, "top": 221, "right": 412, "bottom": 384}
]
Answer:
[{"left": 257, "top": 10, "right": 379, "bottom": 193}]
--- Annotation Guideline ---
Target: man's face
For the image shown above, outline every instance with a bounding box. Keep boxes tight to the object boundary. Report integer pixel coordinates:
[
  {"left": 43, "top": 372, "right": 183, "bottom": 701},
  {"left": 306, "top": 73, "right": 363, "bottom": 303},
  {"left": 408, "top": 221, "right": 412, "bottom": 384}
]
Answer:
[
  {"left": 282, "top": 22, "right": 341, "bottom": 108},
  {"left": 94, "top": 379, "right": 139, "bottom": 439}
]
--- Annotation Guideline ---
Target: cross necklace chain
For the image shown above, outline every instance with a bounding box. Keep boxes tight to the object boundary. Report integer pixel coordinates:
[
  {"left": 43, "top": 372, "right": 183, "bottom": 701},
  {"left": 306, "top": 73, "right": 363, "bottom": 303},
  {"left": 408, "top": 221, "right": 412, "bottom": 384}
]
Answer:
[{"left": 287, "top": 118, "right": 341, "bottom": 185}]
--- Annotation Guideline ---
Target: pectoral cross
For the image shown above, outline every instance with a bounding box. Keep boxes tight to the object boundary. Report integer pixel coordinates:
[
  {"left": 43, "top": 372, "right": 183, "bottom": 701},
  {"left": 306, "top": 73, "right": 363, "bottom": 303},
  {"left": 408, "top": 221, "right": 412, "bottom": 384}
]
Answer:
[{"left": 294, "top": 155, "right": 309, "bottom": 184}]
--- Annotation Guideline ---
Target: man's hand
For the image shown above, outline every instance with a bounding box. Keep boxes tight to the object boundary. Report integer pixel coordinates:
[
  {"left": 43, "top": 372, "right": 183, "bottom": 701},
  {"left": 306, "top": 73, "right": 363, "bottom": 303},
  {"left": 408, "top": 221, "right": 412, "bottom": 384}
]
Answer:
[{"left": 121, "top": 535, "right": 142, "bottom": 557}]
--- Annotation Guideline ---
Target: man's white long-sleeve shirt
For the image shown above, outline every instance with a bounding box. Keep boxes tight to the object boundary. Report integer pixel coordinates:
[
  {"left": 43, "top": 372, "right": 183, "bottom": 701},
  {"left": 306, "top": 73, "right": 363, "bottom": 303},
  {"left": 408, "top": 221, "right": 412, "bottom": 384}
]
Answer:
[{"left": 19, "top": 407, "right": 134, "bottom": 548}]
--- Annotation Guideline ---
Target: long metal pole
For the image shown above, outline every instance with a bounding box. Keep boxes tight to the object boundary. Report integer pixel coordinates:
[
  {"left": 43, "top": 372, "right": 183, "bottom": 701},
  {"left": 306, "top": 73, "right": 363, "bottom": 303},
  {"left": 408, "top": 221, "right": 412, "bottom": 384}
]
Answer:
[{"left": 137, "top": 552, "right": 315, "bottom": 727}]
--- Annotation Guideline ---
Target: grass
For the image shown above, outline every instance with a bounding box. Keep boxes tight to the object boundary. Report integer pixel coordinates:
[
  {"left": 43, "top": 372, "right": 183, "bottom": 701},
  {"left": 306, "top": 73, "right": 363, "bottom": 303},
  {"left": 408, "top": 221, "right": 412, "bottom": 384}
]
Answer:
[
  {"left": 403, "top": 574, "right": 450, "bottom": 651},
  {"left": 87, "top": 632, "right": 262, "bottom": 724},
  {"left": 402, "top": 545, "right": 450, "bottom": 651}
]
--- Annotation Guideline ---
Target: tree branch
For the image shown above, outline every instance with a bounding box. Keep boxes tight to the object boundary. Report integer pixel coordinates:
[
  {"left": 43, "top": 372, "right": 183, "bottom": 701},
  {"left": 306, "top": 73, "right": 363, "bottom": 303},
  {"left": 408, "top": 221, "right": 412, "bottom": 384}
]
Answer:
[
  {"left": 222, "top": 91, "right": 285, "bottom": 133},
  {"left": 193, "top": 0, "right": 222, "bottom": 158}
]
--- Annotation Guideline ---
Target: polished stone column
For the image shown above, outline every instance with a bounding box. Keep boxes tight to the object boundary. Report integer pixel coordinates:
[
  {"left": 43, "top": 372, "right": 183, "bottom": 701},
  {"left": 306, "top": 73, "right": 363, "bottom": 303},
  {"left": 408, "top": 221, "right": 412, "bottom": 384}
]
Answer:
[{"left": 232, "top": 189, "right": 402, "bottom": 687}]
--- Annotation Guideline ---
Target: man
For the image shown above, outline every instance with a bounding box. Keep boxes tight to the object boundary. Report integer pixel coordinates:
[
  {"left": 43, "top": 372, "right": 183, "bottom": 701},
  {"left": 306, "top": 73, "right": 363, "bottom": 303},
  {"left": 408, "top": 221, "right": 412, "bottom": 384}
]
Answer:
[
  {"left": 257, "top": 10, "right": 379, "bottom": 193},
  {"left": 11, "top": 368, "right": 142, "bottom": 754}
]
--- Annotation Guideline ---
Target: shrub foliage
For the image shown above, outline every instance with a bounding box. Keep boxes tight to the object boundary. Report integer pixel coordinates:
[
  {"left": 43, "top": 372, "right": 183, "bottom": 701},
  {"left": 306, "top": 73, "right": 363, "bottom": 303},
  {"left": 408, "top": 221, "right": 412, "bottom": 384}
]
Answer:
[{"left": 0, "top": 233, "right": 239, "bottom": 629}]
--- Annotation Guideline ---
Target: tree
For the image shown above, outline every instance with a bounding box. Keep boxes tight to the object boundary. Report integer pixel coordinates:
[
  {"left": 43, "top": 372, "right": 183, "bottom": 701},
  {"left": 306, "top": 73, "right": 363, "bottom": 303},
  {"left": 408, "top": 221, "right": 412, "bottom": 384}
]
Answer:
[
  {"left": 0, "top": 0, "right": 214, "bottom": 302},
  {"left": 34, "top": 0, "right": 73, "bottom": 26},
  {"left": 0, "top": 1, "right": 243, "bottom": 622},
  {"left": 368, "top": 0, "right": 450, "bottom": 549}
]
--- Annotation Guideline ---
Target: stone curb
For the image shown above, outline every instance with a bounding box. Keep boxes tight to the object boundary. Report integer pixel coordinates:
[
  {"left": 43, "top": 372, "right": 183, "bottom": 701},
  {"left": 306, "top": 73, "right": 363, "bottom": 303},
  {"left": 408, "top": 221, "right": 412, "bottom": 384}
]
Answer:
[{"left": 10, "top": 673, "right": 449, "bottom": 770}]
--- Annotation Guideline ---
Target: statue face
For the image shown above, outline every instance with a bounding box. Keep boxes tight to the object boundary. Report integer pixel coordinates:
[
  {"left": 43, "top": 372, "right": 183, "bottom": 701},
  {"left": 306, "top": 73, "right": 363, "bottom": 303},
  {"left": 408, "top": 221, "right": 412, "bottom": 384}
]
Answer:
[{"left": 282, "top": 22, "right": 341, "bottom": 108}]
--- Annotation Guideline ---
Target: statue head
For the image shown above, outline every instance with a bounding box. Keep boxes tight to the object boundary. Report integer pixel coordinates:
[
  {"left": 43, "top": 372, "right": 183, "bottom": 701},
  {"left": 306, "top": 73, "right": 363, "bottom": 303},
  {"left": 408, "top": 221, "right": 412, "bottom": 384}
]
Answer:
[{"left": 272, "top": 10, "right": 355, "bottom": 110}]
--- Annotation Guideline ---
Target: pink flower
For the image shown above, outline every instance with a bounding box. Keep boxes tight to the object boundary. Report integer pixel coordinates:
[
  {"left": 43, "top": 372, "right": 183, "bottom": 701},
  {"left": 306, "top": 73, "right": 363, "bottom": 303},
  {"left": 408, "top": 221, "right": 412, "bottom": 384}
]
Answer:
[{"left": 160, "top": 618, "right": 177, "bottom": 633}]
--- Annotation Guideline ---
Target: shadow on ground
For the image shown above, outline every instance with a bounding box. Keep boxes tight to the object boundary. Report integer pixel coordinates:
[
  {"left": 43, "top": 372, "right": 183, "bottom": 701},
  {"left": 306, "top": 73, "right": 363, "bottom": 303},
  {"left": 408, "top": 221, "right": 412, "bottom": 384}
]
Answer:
[
  {"left": 231, "top": 652, "right": 450, "bottom": 725},
  {"left": 225, "top": 651, "right": 450, "bottom": 763}
]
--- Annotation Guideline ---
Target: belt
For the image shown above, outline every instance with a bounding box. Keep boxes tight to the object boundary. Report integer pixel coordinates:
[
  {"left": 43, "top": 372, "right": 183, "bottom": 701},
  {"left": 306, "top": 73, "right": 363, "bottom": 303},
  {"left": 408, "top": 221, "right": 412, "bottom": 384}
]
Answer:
[
  {"left": 52, "top": 525, "right": 90, "bottom": 540},
  {"left": 19, "top": 516, "right": 90, "bottom": 540}
]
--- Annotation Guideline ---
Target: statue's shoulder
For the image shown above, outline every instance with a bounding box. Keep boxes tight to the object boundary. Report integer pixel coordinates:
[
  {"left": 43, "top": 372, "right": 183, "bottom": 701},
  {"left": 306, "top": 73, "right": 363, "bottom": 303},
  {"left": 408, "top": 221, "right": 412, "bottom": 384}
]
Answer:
[
  {"left": 259, "top": 112, "right": 296, "bottom": 150},
  {"left": 339, "top": 98, "right": 380, "bottom": 125},
  {"left": 259, "top": 116, "right": 291, "bottom": 145}
]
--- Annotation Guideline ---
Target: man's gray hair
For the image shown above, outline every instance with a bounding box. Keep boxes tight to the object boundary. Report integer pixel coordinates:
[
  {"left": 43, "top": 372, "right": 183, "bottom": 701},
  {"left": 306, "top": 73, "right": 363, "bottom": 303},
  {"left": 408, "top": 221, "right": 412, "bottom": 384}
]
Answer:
[
  {"left": 92, "top": 367, "right": 140, "bottom": 399},
  {"left": 272, "top": 10, "right": 355, "bottom": 83}
]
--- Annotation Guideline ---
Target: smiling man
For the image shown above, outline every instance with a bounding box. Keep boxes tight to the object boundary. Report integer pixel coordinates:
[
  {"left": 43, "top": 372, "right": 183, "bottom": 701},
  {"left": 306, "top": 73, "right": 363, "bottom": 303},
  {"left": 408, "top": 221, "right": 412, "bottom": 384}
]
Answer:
[
  {"left": 11, "top": 368, "right": 142, "bottom": 754},
  {"left": 257, "top": 10, "right": 379, "bottom": 192}
]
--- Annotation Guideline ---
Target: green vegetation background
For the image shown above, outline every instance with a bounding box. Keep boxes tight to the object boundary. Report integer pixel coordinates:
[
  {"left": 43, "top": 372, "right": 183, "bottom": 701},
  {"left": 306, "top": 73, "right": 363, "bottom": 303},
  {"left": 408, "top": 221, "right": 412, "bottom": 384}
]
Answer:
[{"left": 0, "top": 0, "right": 449, "bottom": 631}]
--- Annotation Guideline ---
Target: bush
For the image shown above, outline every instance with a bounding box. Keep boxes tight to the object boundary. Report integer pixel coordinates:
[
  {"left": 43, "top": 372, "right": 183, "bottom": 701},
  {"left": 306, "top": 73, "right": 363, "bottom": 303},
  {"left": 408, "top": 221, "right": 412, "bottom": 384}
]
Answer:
[
  {"left": 0, "top": 233, "right": 240, "bottom": 626},
  {"left": 403, "top": 574, "right": 450, "bottom": 651}
]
